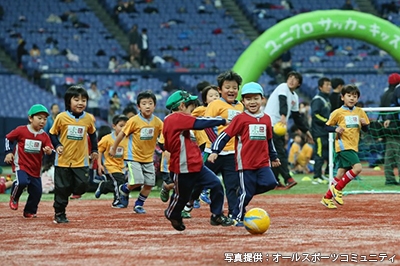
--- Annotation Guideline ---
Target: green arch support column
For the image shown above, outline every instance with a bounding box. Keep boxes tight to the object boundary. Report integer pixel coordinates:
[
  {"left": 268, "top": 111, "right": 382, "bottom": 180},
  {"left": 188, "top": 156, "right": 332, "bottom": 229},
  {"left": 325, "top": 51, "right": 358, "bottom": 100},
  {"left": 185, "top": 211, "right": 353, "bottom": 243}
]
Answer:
[{"left": 233, "top": 10, "right": 400, "bottom": 91}]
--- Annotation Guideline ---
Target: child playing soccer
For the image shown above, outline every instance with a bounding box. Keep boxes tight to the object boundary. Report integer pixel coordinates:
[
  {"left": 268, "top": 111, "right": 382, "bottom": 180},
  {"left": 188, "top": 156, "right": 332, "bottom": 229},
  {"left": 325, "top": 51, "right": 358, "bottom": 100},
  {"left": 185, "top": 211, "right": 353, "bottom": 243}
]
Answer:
[
  {"left": 109, "top": 91, "right": 163, "bottom": 214},
  {"left": 208, "top": 82, "right": 280, "bottom": 225},
  {"left": 95, "top": 115, "right": 129, "bottom": 208},
  {"left": 163, "top": 90, "right": 234, "bottom": 231},
  {"left": 191, "top": 71, "right": 244, "bottom": 217},
  {"left": 49, "top": 85, "right": 98, "bottom": 223},
  {"left": 321, "top": 84, "right": 370, "bottom": 209},
  {"left": 4, "top": 104, "right": 53, "bottom": 218}
]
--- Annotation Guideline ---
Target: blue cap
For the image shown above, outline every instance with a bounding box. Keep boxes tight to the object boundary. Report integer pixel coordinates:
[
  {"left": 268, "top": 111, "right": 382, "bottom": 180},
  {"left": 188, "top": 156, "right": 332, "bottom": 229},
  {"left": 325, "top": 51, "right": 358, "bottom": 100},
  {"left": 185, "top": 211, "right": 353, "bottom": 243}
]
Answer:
[{"left": 241, "top": 82, "right": 264, "bottom": 96}]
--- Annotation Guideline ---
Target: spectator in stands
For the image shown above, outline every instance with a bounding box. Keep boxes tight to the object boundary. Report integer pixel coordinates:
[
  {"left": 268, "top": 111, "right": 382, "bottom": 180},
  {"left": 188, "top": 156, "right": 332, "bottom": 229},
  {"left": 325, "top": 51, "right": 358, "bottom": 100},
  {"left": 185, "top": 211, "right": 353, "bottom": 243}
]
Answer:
[
  {"left": 311, "top": 77, "right": 332, "bottom": 185},
  {"left": 381, "top": 73, "right": 400, "bottom": 185},
  {"left": 341, "top": 0, "right": 354, "bottom": 10},
  {"left": 162, "top": 78, "right": 177, "bottom": 93},
  {"left": 87, "top": 81, "right": 102, "bottom": 117},
  {"left": 108, "top": 56, "right": 119, "bottom": 71},
  {"left": 0, "top": 4, "right": 4, "bottom": 21},
  {"left": 128, "top": 24, "right": 140, "bottom": 58},
  {"left": 381, "top": 1, "right": 398, "bottom": 16},
  {"left": 330, "top": 78, "right": 345, "bottom": 112},
  {"left": 30, "top": 44, "right": 40, "bottom": 57},
  {"left": 139, "top": 28, "right": 150, "bottom": 70},
  {"left": 108, "top": 92, "right": 121, "bottom": 124},
  {"left": 16, "top": 39, "right": 28, "bottom": 68}
]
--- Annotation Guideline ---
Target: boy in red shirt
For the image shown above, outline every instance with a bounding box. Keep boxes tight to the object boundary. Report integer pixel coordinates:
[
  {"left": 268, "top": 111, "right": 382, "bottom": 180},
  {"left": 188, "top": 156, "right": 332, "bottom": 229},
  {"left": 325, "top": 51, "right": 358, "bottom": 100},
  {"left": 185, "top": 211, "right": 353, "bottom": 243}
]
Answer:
[
  {"left": 4, "top": 104, "right": 54, "bottom": 218},
  {"left": 208, "top": 82, "right": 280, "bottom": 226},
  {"left": 163, "top": 90, "right": 235, "bottom": 231}
]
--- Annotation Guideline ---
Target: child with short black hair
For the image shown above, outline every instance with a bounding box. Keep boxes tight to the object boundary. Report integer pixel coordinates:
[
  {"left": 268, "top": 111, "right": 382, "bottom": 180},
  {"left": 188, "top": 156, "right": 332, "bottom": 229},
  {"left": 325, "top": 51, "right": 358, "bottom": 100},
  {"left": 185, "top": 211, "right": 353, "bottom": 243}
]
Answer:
[
  {"left": 5, "top": 104, "right": 53, "bottom": 218},
  {"left": 49, "top": 85, "right": 98, "bottom": 223},
  {"left": 96, "top": 115, "right": 129, "bottom": 208},
  {"left": 110, "top": 91, "right": 163, "bottom": 214},
  {"left": 321, "top": 84, "right": 370, "bottom": 209}
]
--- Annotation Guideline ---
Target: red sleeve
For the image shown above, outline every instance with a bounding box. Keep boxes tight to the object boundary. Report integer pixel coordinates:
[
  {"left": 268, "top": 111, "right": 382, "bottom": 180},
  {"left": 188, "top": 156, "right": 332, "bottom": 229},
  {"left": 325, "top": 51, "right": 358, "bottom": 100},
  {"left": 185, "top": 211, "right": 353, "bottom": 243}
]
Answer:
[{"left": 223, "top": 114, "right": 242, "bottom": 137}]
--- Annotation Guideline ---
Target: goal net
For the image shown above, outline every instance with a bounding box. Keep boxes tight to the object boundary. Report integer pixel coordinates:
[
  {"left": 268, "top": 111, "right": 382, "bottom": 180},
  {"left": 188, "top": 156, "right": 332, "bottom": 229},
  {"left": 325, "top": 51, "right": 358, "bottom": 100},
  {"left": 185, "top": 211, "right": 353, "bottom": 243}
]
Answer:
[{"left": 328, "top": 107, "right": 400, "bottom": 195}]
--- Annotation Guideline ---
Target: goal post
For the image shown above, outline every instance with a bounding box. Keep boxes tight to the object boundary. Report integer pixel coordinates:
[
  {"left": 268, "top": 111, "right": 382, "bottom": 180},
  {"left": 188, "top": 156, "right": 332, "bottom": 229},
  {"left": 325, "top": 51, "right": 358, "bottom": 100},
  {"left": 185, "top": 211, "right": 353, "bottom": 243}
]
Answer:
[{"left": 328, "top": 107, "right": 400, "bottom": 195}]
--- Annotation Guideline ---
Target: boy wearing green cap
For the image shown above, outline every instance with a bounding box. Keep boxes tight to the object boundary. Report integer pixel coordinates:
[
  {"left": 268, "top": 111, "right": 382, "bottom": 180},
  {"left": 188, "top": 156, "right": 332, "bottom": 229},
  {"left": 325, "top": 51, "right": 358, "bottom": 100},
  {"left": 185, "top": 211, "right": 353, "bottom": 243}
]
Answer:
[
  {"left": 4, "top": 104, "right": 54, "bottom": 218},
  {"left": 163, "top": 90, "right": 234, "bottom": 231}
]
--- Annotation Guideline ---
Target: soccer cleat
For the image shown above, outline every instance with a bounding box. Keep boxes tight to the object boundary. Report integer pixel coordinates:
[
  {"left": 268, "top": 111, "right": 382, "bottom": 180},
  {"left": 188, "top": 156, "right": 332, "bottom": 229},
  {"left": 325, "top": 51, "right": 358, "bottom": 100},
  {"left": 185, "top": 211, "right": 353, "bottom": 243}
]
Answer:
[
  {"left": 9, "top": 196, "right": 18, "bottom": 210},
  {"left": 93, "top": 174, "right": 107, "bottom": 184},
  {"left": 94, "top": 181, "right": 103, "bottom": 199},
  {"left": 210, "top": 214, "right": 235, "bottom": 226},
  {"left": 134, "top": 205, "right": 146, "bottom": 214},
  {"left": 70, "top": 194, "right": 81, "bottom": 199},
  {"left": 199, "top": 191, "right": 211, "bottom": 205},
  {"left": 312, "top": 178, "right": 328, "bottom": 185},
  {"left": 193, "top": 199, "right": 201, "bottom": 209},
  {"left": 118, "top": 185, "right": 129, "bottom": 207},
  {"left": 164, "top": 210, "right": 185, "bottom": 231},
  {"left": 112, "top": 203, "right": 127, "bottom": 209},
  {"left": 53, "top": 213, "right": 69, "bottom": 224},
  {"left": 183, "top": 204, "right": 193, "bottom": 213},
  {"left": 234, "top": 220, "right": 244, "bottom": 227},
  {"left": 23, "top": 212, "right": 37, "bottom": 218},
  {"left": 160, "top": 188, "right": 170, "bottom": 202},
  {"left": 330, "top": 184, "right": 344, "bottom": 205},
  {"left": 274, "top": 182, "right": 287, "bottom": 190},
  {"left": 285, "top": 178, "right": 297, "bottom": 189},
  {"left": 320, "top": 197, "right": 337, "bottom": 209},
  {"left": 181, "top": 210, "right": 191, "bottom": 219}
]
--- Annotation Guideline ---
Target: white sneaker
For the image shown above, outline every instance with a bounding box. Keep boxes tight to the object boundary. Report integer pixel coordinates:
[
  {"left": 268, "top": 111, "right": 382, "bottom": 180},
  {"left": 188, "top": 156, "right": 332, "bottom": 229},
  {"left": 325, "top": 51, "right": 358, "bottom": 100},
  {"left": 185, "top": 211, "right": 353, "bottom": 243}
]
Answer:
[{"left": 312, "top": 178, "right": 328, "bottom": 185}]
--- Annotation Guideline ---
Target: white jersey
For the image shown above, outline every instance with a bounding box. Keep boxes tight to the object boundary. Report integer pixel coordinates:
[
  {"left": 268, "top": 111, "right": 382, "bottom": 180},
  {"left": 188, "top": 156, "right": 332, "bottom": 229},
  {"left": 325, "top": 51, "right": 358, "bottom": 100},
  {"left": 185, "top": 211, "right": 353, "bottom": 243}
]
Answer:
[{"left": 264, "top": 83, "right": 299, "bottom": 126}]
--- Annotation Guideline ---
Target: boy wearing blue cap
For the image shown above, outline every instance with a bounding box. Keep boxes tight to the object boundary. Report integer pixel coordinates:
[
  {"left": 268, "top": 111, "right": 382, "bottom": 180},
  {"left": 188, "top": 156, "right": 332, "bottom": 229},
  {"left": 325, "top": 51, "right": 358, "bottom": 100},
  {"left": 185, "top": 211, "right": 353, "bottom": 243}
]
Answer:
[
  {"left": 163, "top": 90, "right": 235, "bottom": 231},
  {"left": 4, "top": 104, "right": 54, "bottom": 218},
  {"left": 208, "top": 82, "right": 280, "bottom": 226}
]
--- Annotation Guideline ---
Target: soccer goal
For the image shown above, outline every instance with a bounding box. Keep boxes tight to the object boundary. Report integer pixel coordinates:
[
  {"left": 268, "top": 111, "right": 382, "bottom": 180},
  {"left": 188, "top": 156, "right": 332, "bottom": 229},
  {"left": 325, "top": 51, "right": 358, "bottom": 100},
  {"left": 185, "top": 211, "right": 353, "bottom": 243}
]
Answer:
[{"left": 328, "top": 107, "right": 400, "bottom": 195}]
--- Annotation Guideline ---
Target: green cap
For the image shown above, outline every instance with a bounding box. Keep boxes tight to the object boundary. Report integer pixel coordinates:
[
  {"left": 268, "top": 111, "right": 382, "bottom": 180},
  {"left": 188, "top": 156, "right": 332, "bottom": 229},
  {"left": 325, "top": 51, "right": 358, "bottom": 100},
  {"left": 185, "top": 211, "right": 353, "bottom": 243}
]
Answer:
[
  {"left": 166, "top": 90, "right": 198, "bottom": 110},
  {"left": 28, "top": 104, "right": 49, "bottom": 117}
]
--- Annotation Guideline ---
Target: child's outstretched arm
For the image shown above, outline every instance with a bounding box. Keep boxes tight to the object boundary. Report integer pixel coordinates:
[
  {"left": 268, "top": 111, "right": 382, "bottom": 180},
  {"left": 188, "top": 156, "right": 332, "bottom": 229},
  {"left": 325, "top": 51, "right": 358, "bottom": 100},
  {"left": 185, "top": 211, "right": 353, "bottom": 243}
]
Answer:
[
  {"left": 192, "top": 117, "right": 227, "bottom": 130},
  {"left": 208, "top": 131, "right": 232, "bottom": 163}
]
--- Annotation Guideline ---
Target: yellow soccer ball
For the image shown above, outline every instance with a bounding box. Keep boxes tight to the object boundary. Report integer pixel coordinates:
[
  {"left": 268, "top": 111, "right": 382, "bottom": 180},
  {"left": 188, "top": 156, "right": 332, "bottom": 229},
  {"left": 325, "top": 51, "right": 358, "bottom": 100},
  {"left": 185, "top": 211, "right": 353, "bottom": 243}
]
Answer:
[
  {"left": 243, "top": 208, "right": 271, "bottom": 234},
  {"left": 273, "top": 122, "right": 287, "bottom": 136}
]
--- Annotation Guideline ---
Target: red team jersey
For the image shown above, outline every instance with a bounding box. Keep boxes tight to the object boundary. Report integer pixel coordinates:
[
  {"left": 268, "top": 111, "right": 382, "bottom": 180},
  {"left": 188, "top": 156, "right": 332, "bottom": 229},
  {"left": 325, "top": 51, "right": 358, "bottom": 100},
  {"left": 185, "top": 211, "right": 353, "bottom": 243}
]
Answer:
[
  {"left": 214, "top": 112, "right": 274, "bottom": 170},
  {"left": 163, "top": 112, "right": 203, "bottom": 174},
  {"left": 5, "top": 125, "right": 53, "bottom": 177}
]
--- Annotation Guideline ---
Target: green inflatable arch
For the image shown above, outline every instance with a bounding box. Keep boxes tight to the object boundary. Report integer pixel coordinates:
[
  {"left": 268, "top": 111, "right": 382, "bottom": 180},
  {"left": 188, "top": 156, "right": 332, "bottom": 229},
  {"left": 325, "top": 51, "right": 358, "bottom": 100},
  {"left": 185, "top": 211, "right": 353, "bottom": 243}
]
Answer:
[{"left": 233, "top": 10, "right": 400, "bottom": 88}]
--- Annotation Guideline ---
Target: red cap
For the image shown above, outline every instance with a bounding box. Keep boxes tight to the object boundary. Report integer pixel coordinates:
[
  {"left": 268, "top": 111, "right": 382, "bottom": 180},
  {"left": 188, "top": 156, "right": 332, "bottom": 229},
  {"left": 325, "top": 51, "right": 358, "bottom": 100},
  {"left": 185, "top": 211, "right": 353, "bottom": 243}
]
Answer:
[{"left": 388, "top": 73, "right": 400, "bottom": 85}]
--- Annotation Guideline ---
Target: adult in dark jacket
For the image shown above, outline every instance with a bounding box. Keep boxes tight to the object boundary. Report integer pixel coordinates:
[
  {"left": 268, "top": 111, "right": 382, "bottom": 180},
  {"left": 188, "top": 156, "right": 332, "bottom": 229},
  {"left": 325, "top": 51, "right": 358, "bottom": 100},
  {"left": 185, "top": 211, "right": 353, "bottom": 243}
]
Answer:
[
  {"left": 381, "top": 73, "right": 400, "bottom": 185},
  {"left": 311, "top": 77, "right": 332, "bottom": 184},
  {"left": 329, "top": 78, "right": 345, "bottom": 112}
]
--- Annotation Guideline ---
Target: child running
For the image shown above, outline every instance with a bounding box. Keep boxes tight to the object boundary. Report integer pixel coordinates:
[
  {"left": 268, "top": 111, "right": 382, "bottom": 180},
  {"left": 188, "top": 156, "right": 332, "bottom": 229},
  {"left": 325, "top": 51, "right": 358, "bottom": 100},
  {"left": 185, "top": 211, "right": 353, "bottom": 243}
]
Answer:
[
  {"left": 163, "top": 90, "right": 234, "bottom": 231},
  {"left": 109, "top": 91, "right": 163, "bottom": 213},
  {"left": 49, "top": 85, "right": 98, "bottom": 223},
  {"left": 208, "top": 82, "right": 279, "bottom": 225},
  {"left": 190, "top": 71, "right": 244, "bottom": 217},
  {"left": 321, "top": 84, "right": 370, "bottom": 209},
  {"left": 95, "top": 115, "right": 129, "bottom": 208},
  {"left": 5, "top": 104, "right": 53, "bottom": 218}
]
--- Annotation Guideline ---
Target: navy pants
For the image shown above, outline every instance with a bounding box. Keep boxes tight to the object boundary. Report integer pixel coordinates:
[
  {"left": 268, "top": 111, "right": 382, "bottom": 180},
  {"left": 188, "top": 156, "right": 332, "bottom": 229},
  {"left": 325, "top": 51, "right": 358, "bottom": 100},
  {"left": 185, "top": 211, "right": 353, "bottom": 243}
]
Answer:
[
  {"left": 165, "top": 165, "right": 225, "bottom": 221},
  {"left": 232, "top": 167, "right": 277, "bottom": 221},
  {"left": 202, "top": 154, "right": 239, "bottom": 215},
  {"left": 11, "top": 170, "right": 42, "bottom": 214}
]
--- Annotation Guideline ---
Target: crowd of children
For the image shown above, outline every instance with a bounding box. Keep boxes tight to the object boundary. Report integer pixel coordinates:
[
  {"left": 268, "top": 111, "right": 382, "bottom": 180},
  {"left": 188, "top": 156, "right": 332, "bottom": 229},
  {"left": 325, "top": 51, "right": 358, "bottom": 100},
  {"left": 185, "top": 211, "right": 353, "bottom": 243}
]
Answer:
[{"left": 2, "top": 69, "right": 370, "bottom": 227}]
